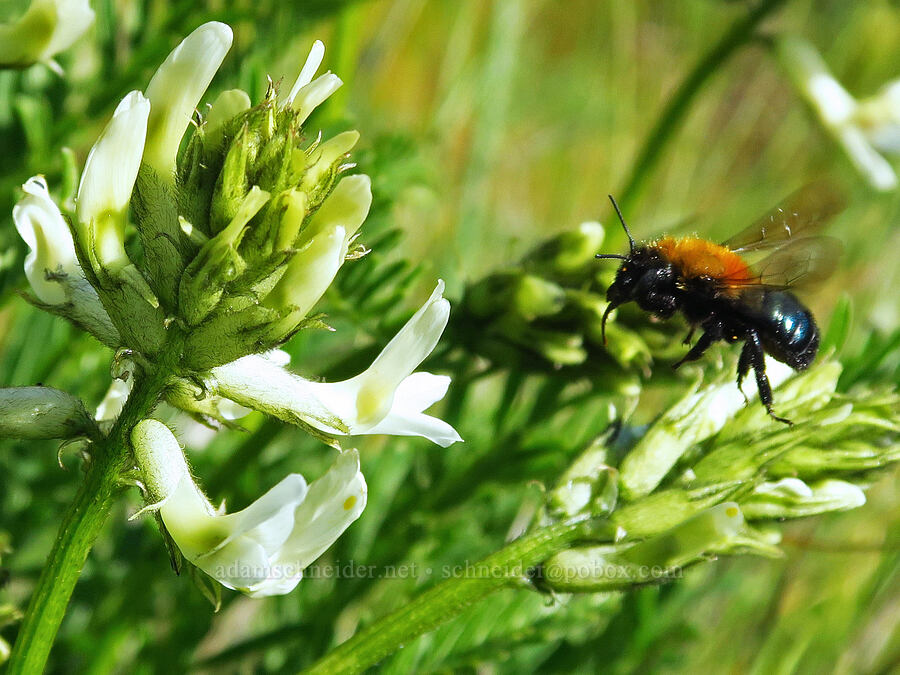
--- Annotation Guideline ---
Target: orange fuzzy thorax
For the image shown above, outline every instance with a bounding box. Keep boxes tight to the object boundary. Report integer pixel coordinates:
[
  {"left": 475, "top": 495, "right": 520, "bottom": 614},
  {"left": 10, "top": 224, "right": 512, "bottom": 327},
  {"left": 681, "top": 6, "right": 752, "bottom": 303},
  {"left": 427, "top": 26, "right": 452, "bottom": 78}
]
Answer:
[{"left": 653, "top": 236, "right": 753, "bottom": 292}]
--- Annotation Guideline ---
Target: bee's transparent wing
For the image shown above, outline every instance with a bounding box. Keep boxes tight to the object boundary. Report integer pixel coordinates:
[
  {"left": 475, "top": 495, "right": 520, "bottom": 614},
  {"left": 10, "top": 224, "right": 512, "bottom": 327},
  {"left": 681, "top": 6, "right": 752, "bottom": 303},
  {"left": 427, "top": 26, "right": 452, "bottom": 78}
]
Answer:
[
  {"left": 723, "top": 181, "right": 845, "bottom": 253},
  {"left": 720, "top": 236, "right": 843, "bottom": 290}
]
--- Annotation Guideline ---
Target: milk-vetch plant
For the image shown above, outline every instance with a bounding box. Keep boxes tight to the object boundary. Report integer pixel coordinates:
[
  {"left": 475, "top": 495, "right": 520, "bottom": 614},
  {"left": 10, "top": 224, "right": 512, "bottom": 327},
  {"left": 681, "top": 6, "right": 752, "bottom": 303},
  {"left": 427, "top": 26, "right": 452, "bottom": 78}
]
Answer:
[
  {"left": 3, "top": 22, "right": 460, "bottom": 672},
  {"left": 4, "top": 5, "right": 900, "bottom": 674}
]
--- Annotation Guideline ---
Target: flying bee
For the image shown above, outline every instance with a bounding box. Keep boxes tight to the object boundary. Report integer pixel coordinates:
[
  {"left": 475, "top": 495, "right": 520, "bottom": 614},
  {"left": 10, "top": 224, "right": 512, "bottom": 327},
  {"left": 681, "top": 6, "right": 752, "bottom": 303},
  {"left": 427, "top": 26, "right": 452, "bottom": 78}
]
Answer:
[{"left": 596, "top": 184, "right": 844, "bottom": 424}]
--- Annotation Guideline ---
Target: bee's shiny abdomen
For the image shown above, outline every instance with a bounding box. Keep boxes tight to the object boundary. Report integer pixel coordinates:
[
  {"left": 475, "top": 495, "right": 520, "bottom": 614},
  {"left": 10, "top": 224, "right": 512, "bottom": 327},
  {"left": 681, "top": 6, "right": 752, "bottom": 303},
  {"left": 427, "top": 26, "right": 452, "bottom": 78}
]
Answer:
[{"left": 757, "top": 291, "right": 819, "bottom": 370}]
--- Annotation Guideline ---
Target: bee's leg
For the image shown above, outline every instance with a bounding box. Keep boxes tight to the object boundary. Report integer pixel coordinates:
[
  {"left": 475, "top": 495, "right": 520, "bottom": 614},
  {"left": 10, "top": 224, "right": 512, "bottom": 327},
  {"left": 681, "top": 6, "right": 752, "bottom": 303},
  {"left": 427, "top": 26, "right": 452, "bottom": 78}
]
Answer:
[
  {"left": 736, "top": 342, "right": 752, "bottom": 406},
  {"left": 672, "top": 329, "right": 716, "bottom": 369},
  {"left": 744, "top": 331, "right": 792, "bottom": 425},
  {"left": 682, "top": 326, "right": 696, "bottom": 345}
]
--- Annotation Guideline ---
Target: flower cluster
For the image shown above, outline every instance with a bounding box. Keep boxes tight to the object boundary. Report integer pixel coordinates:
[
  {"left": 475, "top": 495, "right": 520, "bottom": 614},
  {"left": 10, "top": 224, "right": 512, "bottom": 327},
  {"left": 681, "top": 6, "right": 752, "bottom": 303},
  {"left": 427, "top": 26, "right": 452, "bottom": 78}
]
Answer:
[
  {"left": 459, "top": 221, "right": 668, "bottom": 379},
  {"left": 536, "top": 358, "right": 900, "bottom": 593},
  {"left": 9, "top": 22, "right": 460, "bottom": 595},
  {"left": 776, "top": 35, "right": 900, "bottom": 191}
]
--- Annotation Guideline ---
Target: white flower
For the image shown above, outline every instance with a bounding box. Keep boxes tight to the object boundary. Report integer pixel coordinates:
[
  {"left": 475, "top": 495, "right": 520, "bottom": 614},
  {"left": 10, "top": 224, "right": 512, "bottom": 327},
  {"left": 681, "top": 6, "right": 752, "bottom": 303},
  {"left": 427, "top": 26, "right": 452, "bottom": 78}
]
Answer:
[
  {"left": 75, "top": 91, "right": 150, "bottom": 273},
  {"left": 12, "top": 176, "right": 80, "bottom": 305},
  {"left": 95, "top": 377, "right": 131, "bottom": 423},
  {"left": 0, "top": 0, "right": 94, "bottom": 69},
  {"left": 12, "top": 175, "right": 121, "bottom": 345},
  {"left": 143, "top": 22, "right": 233, "bottom": 179},
  {"left": 131, "top": 418, "right": 367, "bottom": 597},
  {"left": 212, "top": 282, "right": 463, "bottom": 447},
  {"left": 284, "top": 39, "right": 342, "bottom": 124},
  {"left": 776, "top": 35, "right": 899, "bottom": 191}
]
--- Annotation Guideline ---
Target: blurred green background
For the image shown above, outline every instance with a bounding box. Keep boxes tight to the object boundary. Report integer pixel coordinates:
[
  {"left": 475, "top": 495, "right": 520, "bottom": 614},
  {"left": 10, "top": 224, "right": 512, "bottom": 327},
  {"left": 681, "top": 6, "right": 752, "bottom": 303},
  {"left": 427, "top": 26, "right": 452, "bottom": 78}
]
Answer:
[{"left": 2, "top": 0, "right": 900, "bottom": 672}]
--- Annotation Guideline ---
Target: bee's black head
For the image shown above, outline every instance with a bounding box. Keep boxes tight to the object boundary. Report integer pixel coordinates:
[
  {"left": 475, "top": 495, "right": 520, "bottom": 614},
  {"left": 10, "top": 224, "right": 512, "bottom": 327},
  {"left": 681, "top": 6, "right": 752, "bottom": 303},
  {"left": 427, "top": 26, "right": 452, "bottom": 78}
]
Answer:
[
  {"left": 604, "top": 254, "right": 646, "bottom": 305},
  {"left": 596, "top": 195, "right": 640, "bottom": 343},
  {"left": 596, "top": 196, "right": 677, "bottom": 343},
  {"left": 598, "top": 249, "right": 672, "bottom": 342}
]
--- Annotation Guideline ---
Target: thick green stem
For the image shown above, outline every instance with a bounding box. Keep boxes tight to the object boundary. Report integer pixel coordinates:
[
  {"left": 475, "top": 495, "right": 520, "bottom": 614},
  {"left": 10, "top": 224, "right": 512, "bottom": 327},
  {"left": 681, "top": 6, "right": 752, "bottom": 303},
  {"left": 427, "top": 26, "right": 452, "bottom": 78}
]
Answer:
[
  {"left": 617, "top": 0, "right": 788, "bottom": 212},
  {"left": 303, "top": 518, "right": 597, "bottom": 675},
  {"left": 5, "top": 444, "right": 120, "bottom": 674},
  {"left": 6, "top": 344, "right": 178, "bottom": 673}
]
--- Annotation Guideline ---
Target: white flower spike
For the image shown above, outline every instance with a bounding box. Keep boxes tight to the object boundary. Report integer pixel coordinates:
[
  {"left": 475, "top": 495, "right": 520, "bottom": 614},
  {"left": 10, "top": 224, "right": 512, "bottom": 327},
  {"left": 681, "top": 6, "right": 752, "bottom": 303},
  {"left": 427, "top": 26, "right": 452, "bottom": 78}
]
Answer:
[
  {"left": 132, "top": 419, "right": 367, "bottom": 597},
  {"left": 144, "top": 22, "right": 234, "bottom": 179},
  {"left": 76, "top": 91, "right": 151, "bottom": 273},
  {"left": 777, "top": 35, "right": 900, "bottom": 191},
  {"left": 212, "top": 282, "right": 463, "bottom": 447},
  {"left": 0, "top": 0, "right": 94, "bottom": 69},
  {"left": 12, "top": 176, "right": 80, "bottom": 305}
]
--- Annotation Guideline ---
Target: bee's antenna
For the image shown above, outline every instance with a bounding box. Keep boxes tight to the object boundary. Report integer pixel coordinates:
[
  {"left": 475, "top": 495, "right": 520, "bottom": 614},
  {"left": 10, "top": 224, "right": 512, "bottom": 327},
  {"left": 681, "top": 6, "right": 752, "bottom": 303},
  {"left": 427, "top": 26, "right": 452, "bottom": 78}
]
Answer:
[
  {"left": 595, "top": 253, "right": 626, "bottom": 260},
  {"left": 608, "top": 195, "right": 635, "bottom": 253}
]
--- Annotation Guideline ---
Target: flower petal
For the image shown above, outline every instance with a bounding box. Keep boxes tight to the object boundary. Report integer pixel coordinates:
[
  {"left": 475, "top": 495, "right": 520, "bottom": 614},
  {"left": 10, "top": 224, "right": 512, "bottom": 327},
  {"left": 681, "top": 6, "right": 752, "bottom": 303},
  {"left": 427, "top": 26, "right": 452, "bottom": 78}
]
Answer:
[
  {"left": 392, "top": 372, "right": 452, "bottom": 412},
  {"left": 210, "top": 474, "right": 308, "bottom": 559},
  {"left": 132, "top": 418, "right": 332, "bottom": 595},
  {"left": 335, "top": 281, "right": 450, "bottom": 425},
  {"left": 206, "top": 88, "right": 251, "bottom": 139},
  {"left": 12, "top": 176, "right": 79, "bottom": 304},
  {"left": 292, "top": 73, "right": 343, "bottom": 124},
  {"left": 211, "top": 283, "right": 460, "bottom": 445},
  {"left": 836, "top": 126, "right": 898, "bottom": 191},
  {"left": 365, "top": 409, "right": 463, "bottom": 448},
  {"left": 270, "top": 225, "right": 347, "bottom": 318},
  {"left": 301, "top": 174, "right": 372, "bottom": 245},
  {"left": 254, "top": 449, "right": 367, "bottom": 596},
  {"left": 95, "top": 376, "right": 132, "bottom": 422},
  {"left": 144, "top": 21, "right": 233, "bottom": 179},
  {"left": 43, "top": 0, "right": 95, "bottom": 58},
  {"left": 285, "top": 40, "right": 326, "bottom": 106},
  {"left": 76, "top": 90, "right": 150, "bottom": 272}
]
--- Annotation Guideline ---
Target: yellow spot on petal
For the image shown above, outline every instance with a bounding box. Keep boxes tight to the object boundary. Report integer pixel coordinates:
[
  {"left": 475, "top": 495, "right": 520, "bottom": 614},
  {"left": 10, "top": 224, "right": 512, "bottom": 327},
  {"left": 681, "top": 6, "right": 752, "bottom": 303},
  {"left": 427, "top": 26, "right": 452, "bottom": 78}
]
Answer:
[
  {"left": 356, "top": 381, "right": 393, "bottom": 425},
  {"left": 725, "top": 505, "right": 739, "bottom": 518},
  {"left": 343, "top": 495, "right": 357, "bottom": 511}
]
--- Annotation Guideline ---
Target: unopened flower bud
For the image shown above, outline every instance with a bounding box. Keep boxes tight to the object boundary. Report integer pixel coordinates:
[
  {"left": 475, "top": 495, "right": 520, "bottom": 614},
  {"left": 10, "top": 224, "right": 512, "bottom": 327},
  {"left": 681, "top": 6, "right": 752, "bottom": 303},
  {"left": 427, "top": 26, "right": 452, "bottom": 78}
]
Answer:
[
  {"left": 619, "top": 357, "right": 794, "bottom": 499},
  {"left": 0, "top": 386, "right": 95, "bottom": 440},
  {"left": 205, "top": 89, "right": 252, "bottom": 149},
  {"left": 543, "top": 503, "right": 780, "bottom": 593},
  {"left": 741, "top": 478, "right": 866, "bottom": 520},
  {"left": 548, "top": 436, "right": 618, "bottom": 518},
  {"left": 512, "top": 275, "right": 566, "bottom": 320},
  {"left": 523, "top": 221, "right": 605, "bottom": 277}
]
